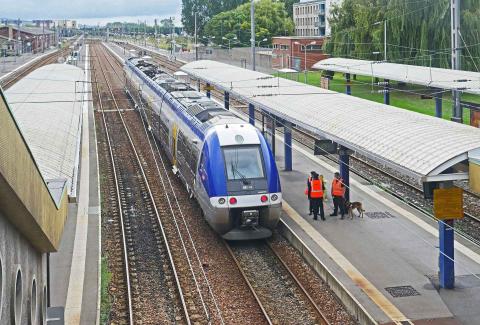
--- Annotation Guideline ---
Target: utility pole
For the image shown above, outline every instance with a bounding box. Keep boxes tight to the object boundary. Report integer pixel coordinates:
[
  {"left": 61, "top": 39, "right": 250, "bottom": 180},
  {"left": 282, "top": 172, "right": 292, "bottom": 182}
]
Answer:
[
  {"left": 384, "top": 20, "right": 387, "bottom": 61},
  {"left": 195, "top": 12, "right": 198, "bottom": 60},
  {"left": 250, "top": 0, "right": 256, "bottom": 71},
  {"left": 451, "top": 0, "right": 462, "bottom": 123}
]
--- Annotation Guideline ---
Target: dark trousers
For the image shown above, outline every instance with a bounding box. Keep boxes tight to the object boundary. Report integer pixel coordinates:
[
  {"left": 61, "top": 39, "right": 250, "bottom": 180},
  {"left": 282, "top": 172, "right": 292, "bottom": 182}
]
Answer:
[
  {"left": 333, "top": 196, "right": 345, "bottom": 216},
  {"left": 309, "top": 198, "right": 313, "bottom": 213},
  {"left": 311, "top": 198, "right": 324, "bottom": 220}
]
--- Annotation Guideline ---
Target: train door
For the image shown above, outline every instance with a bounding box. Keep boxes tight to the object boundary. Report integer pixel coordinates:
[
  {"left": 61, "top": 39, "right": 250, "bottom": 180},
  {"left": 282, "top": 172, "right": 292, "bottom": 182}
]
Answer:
[{"left": 171, "top": 123, "right": 178, "bottom": 166}]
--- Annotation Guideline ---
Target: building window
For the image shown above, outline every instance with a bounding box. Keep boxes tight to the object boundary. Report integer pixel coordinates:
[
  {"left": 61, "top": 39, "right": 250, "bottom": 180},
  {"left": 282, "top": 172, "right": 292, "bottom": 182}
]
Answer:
[
  {"left": 41, "top": 286, "right": 47, "bottom": 325},
  {"left": 30, "top": 277, "right": 37, "bottom": 325},
  {"left": 0, "top": 253, "right": 3, "bottom": 322},
  {"left": 12, "top": 266, "right": 23, "bottom": 325}
]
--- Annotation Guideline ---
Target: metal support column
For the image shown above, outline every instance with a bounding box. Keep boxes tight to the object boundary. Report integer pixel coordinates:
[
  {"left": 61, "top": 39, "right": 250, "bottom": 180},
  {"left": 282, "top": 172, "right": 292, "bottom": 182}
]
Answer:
[
  {"left": 249, "top": 103, "right": 255, "bottom": 126},
  {"left": 345, "top": 73, "right": 351, "bottom": 95},
  {"left": 451, "top": 0, "right": 462, "bottom": 123},
  {"left": 271, "top": 117, "right": 276, "bottom": 156},
  {"left": 284, "top": 121, "right": 292, "bottom": 171},
  {"left": 224, "top": 91, "right": 229, "bottom": 110},
  {"left": 339, "top": 146, "right": 350, "bottom": 202},
  {"left": 439, "top": 219, "right": 455, "bottom": 288},
  {"left": 206, "top": 82, "right": 211, "bottom": 98},
  {"left": 435, "top": 89, "right": 443, "bottom": 118},
  {"left": 384, "top": 79, "right": 390, "bottom": 105},
  {"left": 262, "top": 114, "right": 265, "bottom": 134}
]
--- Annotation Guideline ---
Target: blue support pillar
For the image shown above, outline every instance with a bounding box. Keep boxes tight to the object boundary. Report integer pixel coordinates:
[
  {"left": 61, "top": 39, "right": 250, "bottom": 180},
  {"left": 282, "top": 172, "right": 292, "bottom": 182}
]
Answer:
[
  {"left": 224, "top": 91, "right": 229, "bottom": 110},
  {"left": 384, "top": 79, "right": 390, "bottom": 105},
  {"left": 284, "top": 121, "right": 292, "bottom": 171},
  {"left": 249, "top": 103, "right": 255, "bottom": 126},
  {"left": 345, "top": 73, "right": 351, "bottom": 95},
  {"left": 271, "top": 117, "right": 276, "bottom": 156},
  {"left": 206, "top": 82, "right": 211, "bottom": 98},
  {"left": 435, "top": 89, "right": 443, "bottom": 118},
  {"left": 339, "top": 147, "right": 350, "bottom": 202},
  {"left": 439, "top": 219, "right": 455, "bottom": 288}
]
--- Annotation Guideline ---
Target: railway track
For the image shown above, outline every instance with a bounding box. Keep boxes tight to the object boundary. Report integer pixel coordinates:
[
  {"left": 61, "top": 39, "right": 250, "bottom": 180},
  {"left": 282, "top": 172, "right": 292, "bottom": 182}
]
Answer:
[
  {"left": 93, "top": 42, "right": 189, "bottom": 324},
  {"left": 104, "top": 41, "right": 358, "bottom": 324},
  {"left": 226, "top": 240, "right": 330, "bottom": 325},
  {"left": 0, "top": 43, "right": 74, "bottom": 89}
]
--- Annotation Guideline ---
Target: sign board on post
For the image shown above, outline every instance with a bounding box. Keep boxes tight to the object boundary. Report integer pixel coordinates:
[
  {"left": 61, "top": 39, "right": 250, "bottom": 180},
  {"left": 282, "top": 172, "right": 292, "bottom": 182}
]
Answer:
[
  {"left": 203, "top": 85, "right": 214, "bottom": 91},
  {"left": 433, "top": 188, "right": 464, "bottom": 219}
]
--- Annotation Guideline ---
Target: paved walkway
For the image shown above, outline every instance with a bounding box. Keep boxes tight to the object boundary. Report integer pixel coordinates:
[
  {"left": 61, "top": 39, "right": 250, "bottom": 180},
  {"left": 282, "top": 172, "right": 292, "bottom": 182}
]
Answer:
[
  {"left": 0, "top": 49, "right": 57, "bottom": 80},
  {"left": 49, "top": 43, "right": 101, "bottom": 325},
  {"left": 271, "top": 124, "right": 480, "bottom": 324}
]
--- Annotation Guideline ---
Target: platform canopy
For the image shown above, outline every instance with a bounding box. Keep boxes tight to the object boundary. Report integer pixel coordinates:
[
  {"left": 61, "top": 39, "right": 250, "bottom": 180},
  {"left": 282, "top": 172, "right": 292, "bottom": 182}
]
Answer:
[
  {"left": 313, "top": 58, "right": 480, "bottom": 95},
  {"left": 5, "top": 64, "right": 84, "bottom": 196},
  {"left": 182, "top": 60, "right": 480, "bottom": 183}
]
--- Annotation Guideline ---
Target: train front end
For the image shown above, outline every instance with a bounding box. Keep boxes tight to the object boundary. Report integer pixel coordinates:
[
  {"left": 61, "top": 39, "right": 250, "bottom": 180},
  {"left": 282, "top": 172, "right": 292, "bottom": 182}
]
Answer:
[{"left": 195, "top": 123, "right": 282, "bottom": 240}]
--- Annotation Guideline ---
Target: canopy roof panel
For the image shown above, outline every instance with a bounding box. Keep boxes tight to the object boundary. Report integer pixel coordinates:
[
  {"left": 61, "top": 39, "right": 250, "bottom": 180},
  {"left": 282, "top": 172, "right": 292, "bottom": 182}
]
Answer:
[
  {"left": 313, "top": 58, "right": 480, "bottom": 95},
  {"left": 182, "top": 60, "right": 480, "bottom": 181},
  {"left": 5, "top": 64, "right": 84, "bottom": 195}
]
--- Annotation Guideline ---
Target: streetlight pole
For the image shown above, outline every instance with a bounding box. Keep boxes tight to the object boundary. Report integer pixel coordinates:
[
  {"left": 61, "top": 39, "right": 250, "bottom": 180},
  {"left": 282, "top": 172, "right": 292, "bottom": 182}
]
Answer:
[
  {"left": 250, "top": 0, "right": 255, "bottom": 71},
  {"left": 374, "top": 20, "right": 387, "bottom": 61},
  {"left": 294, "top": 41, "right": 315, "bottom": 83}
]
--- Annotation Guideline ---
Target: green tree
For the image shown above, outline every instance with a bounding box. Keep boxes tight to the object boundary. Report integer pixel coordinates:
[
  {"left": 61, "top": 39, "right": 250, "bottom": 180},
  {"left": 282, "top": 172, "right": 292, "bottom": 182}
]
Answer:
[
  {"left": 204, "top": 0, "right": 294, "bottom": 47},
  {"left": 325, "top": 0, "right": 480, "bottom": 70},
  {"left": 181, "top": 0, "right": 247, "bottom": 36}
]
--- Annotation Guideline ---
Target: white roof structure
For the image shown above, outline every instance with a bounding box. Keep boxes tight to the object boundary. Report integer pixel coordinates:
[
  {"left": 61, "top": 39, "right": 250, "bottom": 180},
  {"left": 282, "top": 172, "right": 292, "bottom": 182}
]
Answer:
[
  {"left": 313, "top": 58, "right": 480, "bottom": 95},
  {"left": 5, "top": 64, "right": 84, "bottom": 195},
  {"left": 182, "top": 60, "right": 480, "bottom": 182}
]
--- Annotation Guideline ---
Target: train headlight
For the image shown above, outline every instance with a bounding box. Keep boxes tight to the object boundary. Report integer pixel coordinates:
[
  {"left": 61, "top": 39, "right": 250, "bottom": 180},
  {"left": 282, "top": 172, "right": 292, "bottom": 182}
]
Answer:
[
  {"left": 260, "top": 195, "right": 268, "bottom": 203},
  {"left": 271, "top": 194, "right": 278, "bottom": 201},
  {"left": 229, "top": 197, "right": 237, "bottom": 205},
  {"left": 218, "top": 198, "right": 226, "bottom": 205}
]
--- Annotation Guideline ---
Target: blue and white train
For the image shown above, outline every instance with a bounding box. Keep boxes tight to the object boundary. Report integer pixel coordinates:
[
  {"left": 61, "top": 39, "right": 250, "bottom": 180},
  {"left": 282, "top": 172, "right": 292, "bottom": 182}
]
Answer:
[{"left": 124, "top": 57, "right": 282, "bottom": 240}]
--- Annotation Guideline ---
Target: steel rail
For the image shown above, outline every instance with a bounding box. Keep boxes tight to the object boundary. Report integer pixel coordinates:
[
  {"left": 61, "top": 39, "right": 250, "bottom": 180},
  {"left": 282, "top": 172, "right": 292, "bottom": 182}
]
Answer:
[
  {"left": 223, "top": 241, "right": 273, "bottom": 325},
  {"left": 91, "top": 44, "right": 134, "bottom": 325},
  {"left": 103, "top": 41, "right": 227, "bottom": 325},
  {"left": 94, "top": 43, "right": 192, "bottom": 325},
  {"left": 265, "top": 241, "right": 331, "bottom": 325}
]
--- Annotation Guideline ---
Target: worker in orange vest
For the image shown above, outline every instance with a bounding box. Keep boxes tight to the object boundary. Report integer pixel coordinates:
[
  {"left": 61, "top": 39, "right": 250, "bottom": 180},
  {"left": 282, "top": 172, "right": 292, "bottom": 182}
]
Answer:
[
  {"left": 330, "top": 172, "right": 346, "bottom": 219},
  {"left": 306, "top": 171, "right": 316, "bottom": 215},
  {"left": 310, "top": 173, "right": 325, "bottom": 220}
]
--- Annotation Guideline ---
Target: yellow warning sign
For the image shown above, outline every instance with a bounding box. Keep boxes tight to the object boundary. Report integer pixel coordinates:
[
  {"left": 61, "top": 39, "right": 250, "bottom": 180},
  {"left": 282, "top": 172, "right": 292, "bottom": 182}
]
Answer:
[{"left": 433, "top": 188, "right": 464, "bottom": 220}]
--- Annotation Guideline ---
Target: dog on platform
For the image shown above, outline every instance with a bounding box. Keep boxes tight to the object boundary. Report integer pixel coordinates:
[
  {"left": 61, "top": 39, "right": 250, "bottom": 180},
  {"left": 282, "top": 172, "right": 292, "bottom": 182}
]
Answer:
[{"left": 345, "top": 201, "right": 365, "bottom": 219}]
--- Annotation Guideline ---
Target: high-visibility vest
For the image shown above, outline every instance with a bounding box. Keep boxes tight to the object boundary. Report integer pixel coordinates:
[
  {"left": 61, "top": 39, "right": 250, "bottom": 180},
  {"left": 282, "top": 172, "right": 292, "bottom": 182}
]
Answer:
[
  {"left": 305, "top": 176, "right": 313, "bottom": 196},
  {"left": 332, "top": 178, "right": 344, "bottom": 196},
  {"left": 310, "top": 179, "right": 324, "bottom": 198}
]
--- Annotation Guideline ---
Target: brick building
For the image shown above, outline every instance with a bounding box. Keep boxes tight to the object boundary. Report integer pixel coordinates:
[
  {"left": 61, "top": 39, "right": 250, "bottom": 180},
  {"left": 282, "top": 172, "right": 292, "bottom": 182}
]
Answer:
[
  {"left": 0, "top": 26, "right": 55, "bottom": 54},
  {"left": 272, "top": 36, "right": 328, "bottom": 71}
]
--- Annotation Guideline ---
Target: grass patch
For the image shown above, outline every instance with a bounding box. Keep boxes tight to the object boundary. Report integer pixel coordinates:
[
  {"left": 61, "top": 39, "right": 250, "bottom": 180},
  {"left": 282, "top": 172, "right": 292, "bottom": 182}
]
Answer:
[
  {"left": 100, "top": 257, "right": 112, "bottom": 324},
  {"left": 277, "top": 71, "right": 479, "bottom": 124}
]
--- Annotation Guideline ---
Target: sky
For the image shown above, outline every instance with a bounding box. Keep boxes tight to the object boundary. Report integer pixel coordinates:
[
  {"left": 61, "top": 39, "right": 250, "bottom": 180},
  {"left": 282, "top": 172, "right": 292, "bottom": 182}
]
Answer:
[{"left": 0, "top": 0, "right": 183, "bottom": 26}]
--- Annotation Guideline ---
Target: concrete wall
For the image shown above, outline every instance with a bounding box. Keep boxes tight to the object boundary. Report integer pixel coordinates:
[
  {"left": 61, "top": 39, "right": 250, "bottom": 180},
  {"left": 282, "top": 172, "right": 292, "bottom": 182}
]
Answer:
[
  {"left": 0, "top": 212, "right": 47, "bottom": 325},
  {"left": 197, "top": 47, "right": 274, "bottom": 74}
]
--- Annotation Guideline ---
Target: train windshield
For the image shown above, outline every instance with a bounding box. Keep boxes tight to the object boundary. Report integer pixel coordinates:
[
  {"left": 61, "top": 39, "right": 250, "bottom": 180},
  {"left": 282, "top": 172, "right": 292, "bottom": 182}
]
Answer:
[{"left": 223, "top": 146, "right": 265, "bottom": 180}]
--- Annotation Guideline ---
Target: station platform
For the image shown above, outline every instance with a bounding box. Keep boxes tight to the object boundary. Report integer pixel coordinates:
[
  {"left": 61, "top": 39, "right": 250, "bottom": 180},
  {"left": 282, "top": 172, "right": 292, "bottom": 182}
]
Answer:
[
  {"left": 48, "top": 43, "right": 101, "bottom": 325},
  {"left": 0, "top": 48, "right": 58, "bottom": 80},
  {"left": 270, "top": 133, "right": 480, "bottom": 324}
]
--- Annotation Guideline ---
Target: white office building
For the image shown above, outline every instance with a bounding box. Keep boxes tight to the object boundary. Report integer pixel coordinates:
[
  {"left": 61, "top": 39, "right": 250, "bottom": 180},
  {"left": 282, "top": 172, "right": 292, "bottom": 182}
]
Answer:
[{"left": 293, "top": 0, "right": 342, "bottom": 37}]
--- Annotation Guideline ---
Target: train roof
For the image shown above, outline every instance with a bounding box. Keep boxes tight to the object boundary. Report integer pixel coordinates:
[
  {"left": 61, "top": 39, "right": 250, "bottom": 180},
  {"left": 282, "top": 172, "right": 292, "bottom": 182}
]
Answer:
[{"left": 128, "top": 58, "right": 241, "bottom": 135}]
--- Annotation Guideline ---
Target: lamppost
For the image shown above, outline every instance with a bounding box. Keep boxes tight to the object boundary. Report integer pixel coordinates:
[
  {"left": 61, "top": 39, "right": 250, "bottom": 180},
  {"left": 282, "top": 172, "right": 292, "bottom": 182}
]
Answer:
[
  {"left": 256, "top": 38, "right": 268, "bottom": 48},
  {"left": 294, "top": 41, "right": 316, "bottom": 83},
  {"left": 222, "top": 36, "right": 237, "bottom": 51},
  {"left": 374, "top": 20, "right": 387, "bottom": 61}
]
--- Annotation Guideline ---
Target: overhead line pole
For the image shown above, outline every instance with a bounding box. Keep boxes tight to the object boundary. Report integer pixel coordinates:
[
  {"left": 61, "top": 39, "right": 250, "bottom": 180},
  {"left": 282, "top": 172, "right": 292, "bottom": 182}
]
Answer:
[
  {"left": 251, "top": 0, "right": 256, "bottom": 71},
  {"left": 451, "top": 0, "right": 462, "bottom": 123},
  {"left": 195, "top": 12, "right": 198, "bottom": 61}
]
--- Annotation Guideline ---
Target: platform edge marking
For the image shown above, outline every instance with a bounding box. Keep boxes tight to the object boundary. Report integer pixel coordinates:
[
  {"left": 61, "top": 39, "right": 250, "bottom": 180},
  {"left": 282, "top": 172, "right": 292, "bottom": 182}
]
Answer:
[{"left": 282, "top": 200, "right": 410, "bottom": 323}]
